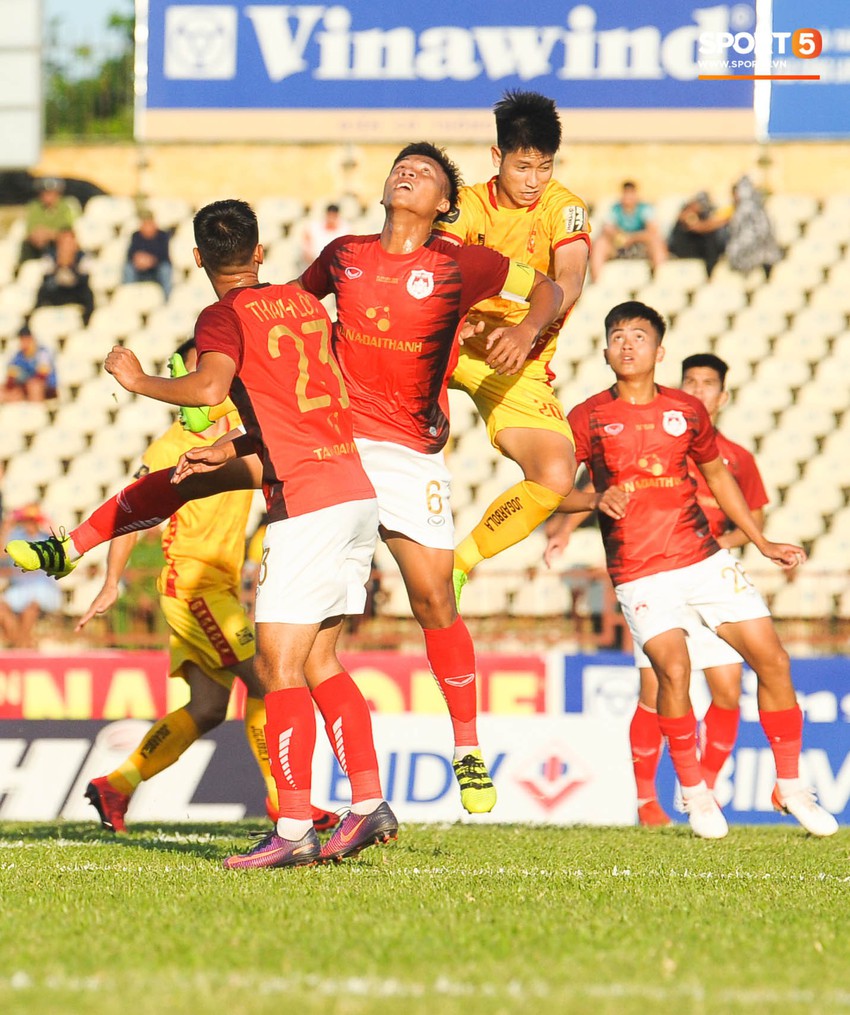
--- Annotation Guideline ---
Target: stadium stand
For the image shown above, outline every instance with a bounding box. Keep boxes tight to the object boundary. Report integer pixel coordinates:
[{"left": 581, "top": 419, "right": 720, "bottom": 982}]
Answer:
[{"left": 1, "top": 189, "right": 849, "bottom": 645}]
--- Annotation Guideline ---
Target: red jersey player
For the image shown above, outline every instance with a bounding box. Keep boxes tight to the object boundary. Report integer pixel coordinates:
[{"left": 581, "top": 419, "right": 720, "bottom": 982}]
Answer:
[
  {"left": 8, "top": 145, "right": 562, "bottom": 819},
  {"left": 629, "top": 353, "right": 769, "bottom": 825},
  {"left": 14, "top": 199, "right": 398, "bottom": 869},
  {"left": 561, "top": 300, "right": 836, "bottom": 839}
]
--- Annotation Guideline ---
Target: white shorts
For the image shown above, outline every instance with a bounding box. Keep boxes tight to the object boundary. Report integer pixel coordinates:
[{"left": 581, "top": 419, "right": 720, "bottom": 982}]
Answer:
[
  {"left": 355, "top": 437, "right": 454, "bottom": 550},
  {"left": 616, "top": 549, "right": 769, "bottom": 655},
  {"left": 253, "top": 499, "right": 379, "bottom": 624},
  {"left": 633, "top": 606, "right": 743, "bottom": 669}
]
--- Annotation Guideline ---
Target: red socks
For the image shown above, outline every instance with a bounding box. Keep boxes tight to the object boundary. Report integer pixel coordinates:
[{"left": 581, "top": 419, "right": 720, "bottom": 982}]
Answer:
[
  {"left": 657, "top": 710, "right": 703, "bottom": 790},
  {"left": 629, "top": 702, "right": 664, "bottom": 801},
  {"left": 700, "top": 703, "right": 740, "bottom": 789},
  {"left": 312, "top": 672, "right": 382, "bottom": 804},
  {"left": 423, "top": 617, "right": 478, "bottom": 750},
  {"left": 760, "top": 705, "right": 803, "bottom": 780},
  {"left": 264, "top": 686, "right": 316, "bottom": 822},
  {"left": 72, "top": 468, "right": 188, "bottom": 554}
]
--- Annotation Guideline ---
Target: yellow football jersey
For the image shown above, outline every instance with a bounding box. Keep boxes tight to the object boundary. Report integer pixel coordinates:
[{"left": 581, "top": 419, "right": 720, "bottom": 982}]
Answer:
[
  {"left": 435, "top": 177, "right": 590, "bottom": 364},
  {"left": 140, "top": 413, "right": 254, "bottom": 598}
]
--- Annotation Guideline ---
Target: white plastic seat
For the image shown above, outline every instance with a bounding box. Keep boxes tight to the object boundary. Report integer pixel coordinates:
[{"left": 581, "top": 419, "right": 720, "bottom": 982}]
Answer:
[
  {"left": 3, "top": 400, "right": 52, "bottom": 440},
  {"left": 764, "top": 194, "right": 819, "bottom": 247},
  {"left": 762, "top": 503, "right": 826, "bottom": 545},
  {"left": 791, "top": 306, "right": 846, "bottom": 342},
  {"left": 509, "top": 573, "right": 573, "bottom": 617},
  {"left": 73, "top": 216, "right": 116, "bottom": 254},
  {"left": 690, "top": 279, "right": 748, "bottom": 315},
  {"left": 28, "top": 426, "right": 88, "bottom": 464},
  {"left": 770, "top": 577, "right": 835, "bottom": 620},
  {"left": 807, "top": 282, "right": 850, "bottom": 316},
  {"left": 86, "top": 305, "right": 143, "bottom": 341},
  {"left": 0, "top": 305, "right": 24, "bottom": 341},
  {"left": 783, "top": 472, "right": 846, "bottom": 518},
  {"left": 768, "top": 256, "right": 825, "bottom": 295},
  {"left": 713, "top": 329, "right": 771, "bottom": 372},
  {"left": 109, "top": 281, "right": 166, "bottom": 318},
  {"left": 453, "top": 574, "right": 513, "bottom": 618},
  {"left": 82, "top": 195, "right": 137, "bottom": 230},
  {"left": 143, "top": 196, "right": 193, "bottom": 231},
  {"left": 27, "top": 304, "right": 84, "bottom": 350},
  {"left": 771, "top": 327, "right": 831, "bottom": 367},
  {"left": 777, "top": 403, "right": 837, "bottom": 441},
  {"left": 3, "top": 450, "right": 62, "bottom": 491},
  {"left": 374, "top": 572, "right": 413, "bottom": 618},
  {"left": 751, "top": 357, "right": 810, "bottom": 391},
  {"left": 653, "top": 258, "right": 708, "bottom": 292},
  {"left": 593, "top": 258, "right": 652, "bottom": 296}
]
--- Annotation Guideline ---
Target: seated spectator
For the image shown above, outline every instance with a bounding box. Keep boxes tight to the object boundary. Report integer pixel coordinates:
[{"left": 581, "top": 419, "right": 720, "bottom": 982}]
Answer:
[
  {"left": 298, "top": 202, "right": 349, "bottom": 271},
  {"left": 667, "top": 191, "right": 732, "bottom": 277},
  {"left": 123, "top": 209, "right": 173, "bottom": 296},
  {"left": 0, "top": 505, "right": 63, "bottom": 648},
  {"left": 725, "top": 175, "right": 782, "bottom": 278},
  {"left": 590, "top": 181, "right": 667, "bottom": 281},
  {"left": 19, "top": 177, "right": 81, "bottom": 263},
  {"left": 2, "top": 323, "right": 58, "bottom": 402},
  {"left": 34, "top": 229, "right": 95, "bottom": 324}
]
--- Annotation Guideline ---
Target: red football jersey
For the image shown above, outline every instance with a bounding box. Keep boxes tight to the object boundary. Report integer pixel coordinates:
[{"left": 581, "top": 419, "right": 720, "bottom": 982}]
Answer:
[
  {"left": 568, "top": 385, "right": 720, "bottom": 585},
  {"left": 195, "top": 283, "right": 375, "bottom": 522},
  {"left": 690, "top": 429, "right": 768, "bottom": 538},
  {"left": 300, "top": 234, "right": 511, "bottom": 453}
]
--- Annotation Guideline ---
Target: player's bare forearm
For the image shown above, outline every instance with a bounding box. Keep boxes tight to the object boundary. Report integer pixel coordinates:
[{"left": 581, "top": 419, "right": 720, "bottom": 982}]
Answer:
[
  {"left": 553, "top": 240, "right": 588, "bottom": 317},
  {"left": 558, "top": 487, "right": 600, "bottom": 514},
  {"left": 75, "top": 532, "right": 137, "bottom": 631},
  {"left": 105, "top": 346, "right": 233, "bottom": 406}
]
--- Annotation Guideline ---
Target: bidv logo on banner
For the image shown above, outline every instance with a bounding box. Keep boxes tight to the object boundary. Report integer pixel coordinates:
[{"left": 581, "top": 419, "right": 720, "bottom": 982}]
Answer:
[{"left": 146, "top": 1, "right": 755, "bottom": 108}]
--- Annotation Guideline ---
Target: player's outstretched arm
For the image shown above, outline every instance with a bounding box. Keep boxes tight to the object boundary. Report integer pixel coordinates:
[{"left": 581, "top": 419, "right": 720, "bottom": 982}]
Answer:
[
  {"left": 700, "top": 457, "right": 805, "bottom": 569},
  {"left": 104, "top": 346, "right": 235, "bottom": 407},
  {"left": 484, "top": 270, "right": 562, "bottom": 375},
  {"left": 74, "top": 531, "right": 138, "bottom": 632}
]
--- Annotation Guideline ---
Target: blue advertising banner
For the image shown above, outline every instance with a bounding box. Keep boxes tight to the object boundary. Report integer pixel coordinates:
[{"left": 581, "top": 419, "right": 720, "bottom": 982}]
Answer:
[
  {"left": 138, "top": 1, "right": 756, "bottom": 139},
  {"left": 563, "top": 652, "right": 850, "bottom": 825},
  {"left": 767, "top": 0, "right": 850, "bottom": 138}
]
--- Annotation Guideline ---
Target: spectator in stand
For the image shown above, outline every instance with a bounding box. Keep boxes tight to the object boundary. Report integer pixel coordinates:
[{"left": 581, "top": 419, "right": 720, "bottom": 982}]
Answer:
[
  {"left": 2, "top": 323, "right": 57, "bottom": 402},
  {"left": 590, "top": 181, "right": 667, "bottom": 281},
  {"left": 0, "top": 505, "right": 63, "bottom": 647},
  {"left": 297, "top": 202, "right": 349, "bottom": 272},
  {"left": 19, "top": 177, "right": 81, "bottom": 263},
  {"left": 667, "top": 191, "right": 731, "bottom": 277},
  {"left": 34, "top": 228, "right": 95, "bottom": 324},
  {"left": 726, "top": 176, "right": 782, "bottom": 279},
  {"left": 123, "top": 209, "right": 173, "bottom": 297}
]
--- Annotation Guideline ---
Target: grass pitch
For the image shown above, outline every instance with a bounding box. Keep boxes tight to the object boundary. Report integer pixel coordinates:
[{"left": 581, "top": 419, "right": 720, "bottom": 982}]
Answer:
[{"left": 1, "top": 821, "right": 848, "bottom": 1015}]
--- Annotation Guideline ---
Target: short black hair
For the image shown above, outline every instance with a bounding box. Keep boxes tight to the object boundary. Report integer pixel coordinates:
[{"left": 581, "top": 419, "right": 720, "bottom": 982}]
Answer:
[
  {"left": 193, "top": 199, "right": 259, "bottom": 273},
  {"left": 175, "top": 337, "right": 196, "bottom": 360},
  {"left": 494, "top": 90, "right": 562, "bottom": 155},
  {"left": 681, "top": 353, "right": 729, "bottom": 387},
  {"left": 622, "top": 181, "right": 637, "bottom": 190},
  {"left": 604, "top": 301, "right": 667, "bottom": 342},
  {"left": 393, "top": 141, "right": 462, "bottom": 217}
]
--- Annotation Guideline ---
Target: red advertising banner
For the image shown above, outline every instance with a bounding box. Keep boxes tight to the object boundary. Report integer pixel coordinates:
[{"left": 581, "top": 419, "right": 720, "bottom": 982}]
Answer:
[{"left": 0, "top": 651, "right": 549, "bottom": 720}]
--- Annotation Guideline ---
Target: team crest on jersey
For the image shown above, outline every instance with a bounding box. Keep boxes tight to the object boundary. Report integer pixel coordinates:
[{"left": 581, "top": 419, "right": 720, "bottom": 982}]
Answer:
[
  {"left": 662, "top": 410, "right": 687, "bottom": 437},
  {"left": 603, "top": 423, "right": 624, "bottom": 436},
  {"left": 345, "top": 266, "right": 363, "bottom": 279},
  {"left": 406, "top": 269, "right": 434, "bottom": 300}
]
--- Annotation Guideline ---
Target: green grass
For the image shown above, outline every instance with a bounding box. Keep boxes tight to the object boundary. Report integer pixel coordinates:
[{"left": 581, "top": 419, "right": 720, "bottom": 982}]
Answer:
[{"left": 1, "top": 822, "right": 849, "bottom": 1015}]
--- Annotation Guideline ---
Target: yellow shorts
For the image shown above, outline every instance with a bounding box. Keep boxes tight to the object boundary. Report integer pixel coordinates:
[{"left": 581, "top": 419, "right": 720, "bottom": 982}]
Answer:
[
  {"left": 159, "top": 589, "right": 255, "bottom": 690},
  {"left": 450, "top": 349, "right": 574, "bottom": 450}
]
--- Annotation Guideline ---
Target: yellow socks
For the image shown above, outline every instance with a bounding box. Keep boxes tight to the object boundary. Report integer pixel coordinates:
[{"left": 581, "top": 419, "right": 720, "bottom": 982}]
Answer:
[
  {"left": 105, "top": 707, "right": 200, "bottom": 794},
  {"left": 454, "top": 480, "right": 564, "bottom": 574},
  {"left": 244, "top": 695, "right": 277, "bottom": 807}
]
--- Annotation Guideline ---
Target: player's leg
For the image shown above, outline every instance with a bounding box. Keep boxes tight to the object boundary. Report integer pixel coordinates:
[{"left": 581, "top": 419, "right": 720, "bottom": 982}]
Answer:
[
  {"left": 700, "top": 663, "right": 742, "bottom": 791},
  {"left": 630, "top": 662, "right": 669, "bottom": 826},
  {"left": 384, "top": 531, "right": 496, "bottom": 813},
  {"left": 6, "top": 455, "right": 263, "bottom": 576},
  {"left": 355, "top": 437, "right": 495, "bottom": 813},
  {"left": 452, "top": 361, "right": 575, "bottom": 598},
  {"left": 715, "top": 616, "right": 837, "bottom": 835},
  {"left": 305, "top": 619, "right": 397, "bottom": 862},
  {"left": 619, "top": 569, "right": 727, "bottom": 838},
  {"left": 85, "top": 661, "right": 229, "bottom": 832}
]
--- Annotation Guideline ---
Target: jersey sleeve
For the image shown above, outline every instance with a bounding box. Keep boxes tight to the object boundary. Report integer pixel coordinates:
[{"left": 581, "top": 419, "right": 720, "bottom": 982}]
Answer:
[
  {"left": 457, "top": 245, "right": 511, "bottom": 310},
  {"left": 689, "top": 401, "right": 720, "bottom": 464},
  {"left": 548, "top": 192, "right": 592, "bottom": 252},
  {"left": 195, "top": 302, "right": 243, "bottom": 370},
  {"left": 300, "top": 235, "right": 348, "bottom": 299},
  {"left": 736, "top": 449, "right": 769, "bottom": 509},
  {"left": 567, "top": 402, "right": 591, "bottom": 465}
]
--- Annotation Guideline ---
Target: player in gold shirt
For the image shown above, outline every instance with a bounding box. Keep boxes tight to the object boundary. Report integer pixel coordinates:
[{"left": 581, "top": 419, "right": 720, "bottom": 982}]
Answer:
[
  {"left": 79, "top": 339, "right": 336, "bottom": 833},
  {"left": 434, "top": 91, "right": 590, "bottom": 601}
]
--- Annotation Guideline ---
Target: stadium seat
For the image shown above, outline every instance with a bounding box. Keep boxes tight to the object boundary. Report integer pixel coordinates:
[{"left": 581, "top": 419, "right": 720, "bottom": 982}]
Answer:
[
  {"left": 808, "top": 282, "right": 850, "bottom": 316},
  {"left": 509, "top": 573, "right": 572, "bottom": 617},
  {"left": 15, "top": 257, "right": 49, "bottom": 297},
  {"left": 374, "top": 571, "right": 413, "bottom": 618},
  {"left": 768, "top": 256, "right": 825, "bottom": 295},
  {"left": 109, "top": 281, "right": 166, "bottom": 319},
  {"left": 764, "top": 193, "right": 819, "bottom": 247},
  {"left": 28, "top": 425, "right": 88, "bottom": 464},
  {"left": 446, "top": 387, "right": 478, "bottom": 435},
  {"left": 752, "top": 357, "right": 810, "bottom": 392},
  {"left": 771, "top": 327, "right": 830, "bottom": 367},
  {"left": 782, "top": 471, "right": 846, "bottom": 518},
  {"left": 690, "top": 278, "right": 748, "bottom": 316},
  {"left": 593, "top": 258, "right": 652, "bottom": 296},
  {"left": 453, "top": 574, "right": 514, "bottom": 617},
  {"left": 144, "top": 195, "right": 193, "bottom": 231},
  {"left": 73, "top": 216, "right": 116, "bottom": 254},
  {"left": 3, "top": 449, "right": 62, "bottom": 492},
  {"left": 256, "top": 196, "right": 306, "bottom": 243},
  {"left": 770, "top": 576, "right": 836, "bottom": 620},
  {"left": 86, "top": 304, "right": 144, "bottom": 341},
  {"left": 778, "top": 402, "right": 837, "bottom": 441},
  {"left": 82, "top": 194, "right": 137, "bottom": 231},
  {"left": 27, "top": 304, "right": 85, "bottom": 350},
  {"left": 653, "top": 258, "right": 707, "bottom": 292},
  {"left": 762, "top": 503, "right": 826, "bottom": 545},
  {"left": 713, "top": 328, "right": 772, "bottom": 373},
  {"left": 634, "top": 279, "right": 689, "bottom": 318},
  {"left": 0, "top": 305, "right": 24, "bottom": 343},
  {"left": 4, "top": 400, "right": 52, "bottom": 441},
  {"left": 791, "top": 306, "right": 846, "bottom": 343}
]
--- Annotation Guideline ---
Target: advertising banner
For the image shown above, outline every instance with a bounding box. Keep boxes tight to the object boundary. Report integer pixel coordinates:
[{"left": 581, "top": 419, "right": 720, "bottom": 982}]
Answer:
[
  {"left": 767, "top": 0, "right": 850, "bottom": 138},
  {"left": 138, "top": 0, "right": 756, "bottom": 141}
]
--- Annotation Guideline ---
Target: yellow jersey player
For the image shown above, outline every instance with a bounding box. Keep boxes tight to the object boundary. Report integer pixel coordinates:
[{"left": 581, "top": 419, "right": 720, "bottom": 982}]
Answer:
[
  {"left": 79, "top": 339, "right": 337, "bottom": 834},
  {"left": 434, "top": 90, "right": 590, "bottom": 602}
]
